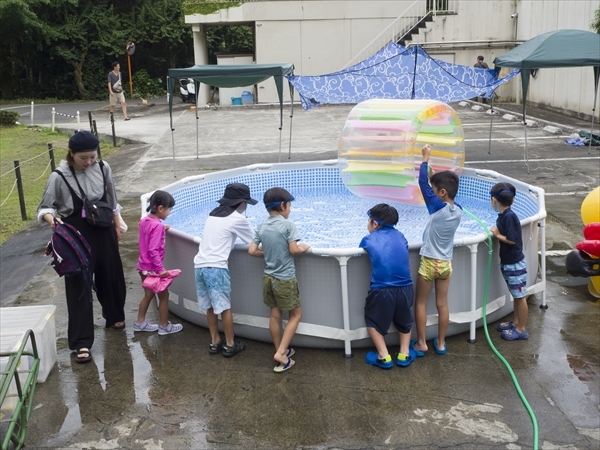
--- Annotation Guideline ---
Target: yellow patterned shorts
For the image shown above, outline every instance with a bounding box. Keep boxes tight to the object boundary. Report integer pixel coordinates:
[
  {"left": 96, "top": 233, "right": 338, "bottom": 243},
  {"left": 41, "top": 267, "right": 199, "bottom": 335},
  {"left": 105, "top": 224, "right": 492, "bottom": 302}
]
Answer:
[{"left": 418, "top": 256, "right": 453, "bottom": 282}]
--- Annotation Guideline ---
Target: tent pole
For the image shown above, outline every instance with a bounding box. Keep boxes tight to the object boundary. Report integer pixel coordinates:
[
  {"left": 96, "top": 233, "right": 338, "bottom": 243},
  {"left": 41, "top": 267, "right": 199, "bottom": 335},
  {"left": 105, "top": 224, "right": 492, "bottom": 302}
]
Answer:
[
  {"left": 278, "top": 127, "right": 282, "bottom": 163},
  {"left": 488, "top": 91, "right": 496, "bottom": 154},
  {"left": 196, "top": 84, "right": 199, "bottom": 159},
  {"left": 288, "top": 88, "right": 294, "bottom": 160},
  {"left": 523, "top": 106, "right": 530, "bottom": 174},
  {"left": 588, "top": 81, "right": 598, "bottom": 155},
  {"left": 171, "top": 128, "right": 176, "bottom": 178}
]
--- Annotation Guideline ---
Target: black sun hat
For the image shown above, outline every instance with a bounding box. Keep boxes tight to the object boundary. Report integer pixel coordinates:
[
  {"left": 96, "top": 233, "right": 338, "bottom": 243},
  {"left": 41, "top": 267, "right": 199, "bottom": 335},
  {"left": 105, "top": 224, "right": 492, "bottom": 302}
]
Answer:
[{"left": 217, "top": 183, "right": 258, "bottom": 206}]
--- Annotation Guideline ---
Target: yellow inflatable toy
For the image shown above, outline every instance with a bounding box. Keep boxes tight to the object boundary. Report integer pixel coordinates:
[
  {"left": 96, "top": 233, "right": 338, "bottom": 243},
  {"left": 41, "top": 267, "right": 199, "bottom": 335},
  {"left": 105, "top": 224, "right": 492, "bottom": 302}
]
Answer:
[{"left": 338, "top": 99, "right": 465, "bottom": 205}]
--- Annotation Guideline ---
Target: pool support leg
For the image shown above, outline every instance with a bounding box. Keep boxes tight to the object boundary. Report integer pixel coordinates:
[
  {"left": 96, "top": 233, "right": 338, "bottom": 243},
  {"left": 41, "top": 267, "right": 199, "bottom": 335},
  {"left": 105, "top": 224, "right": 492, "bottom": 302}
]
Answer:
[
  {"left": 335, "top": 256, "right": 354, "bottom": 358},
  {"left": 468, "top": 244, "right": 478, "bottom": 343},
  {"left": 539, "top": 219, "right": 548, "bottom": 309}
]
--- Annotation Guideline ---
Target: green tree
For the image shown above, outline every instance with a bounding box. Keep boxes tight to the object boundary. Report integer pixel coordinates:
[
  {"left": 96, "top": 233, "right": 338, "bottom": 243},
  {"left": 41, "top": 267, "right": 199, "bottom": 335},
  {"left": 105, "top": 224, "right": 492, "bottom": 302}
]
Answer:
[
  {"left": 591, "top": 6, "right": 600, "bottom": 34},
  {"left": 0, "top": 0, "right": 53, "bottom": 99}
]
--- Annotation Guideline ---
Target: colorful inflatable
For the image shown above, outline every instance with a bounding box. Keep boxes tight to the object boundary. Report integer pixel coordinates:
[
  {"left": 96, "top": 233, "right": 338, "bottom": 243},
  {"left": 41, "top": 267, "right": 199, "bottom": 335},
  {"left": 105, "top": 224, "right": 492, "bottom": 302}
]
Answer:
[{"left": 338, "top": 99, "right": 465, "bottom": 205}]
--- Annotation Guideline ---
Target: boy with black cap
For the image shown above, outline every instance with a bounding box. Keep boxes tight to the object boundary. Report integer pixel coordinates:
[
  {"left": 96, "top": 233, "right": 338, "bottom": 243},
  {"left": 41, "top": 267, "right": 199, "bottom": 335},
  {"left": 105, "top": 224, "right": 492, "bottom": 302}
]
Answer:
[{"left": 194, "top": 183, "right": 258, "bottom": 357}]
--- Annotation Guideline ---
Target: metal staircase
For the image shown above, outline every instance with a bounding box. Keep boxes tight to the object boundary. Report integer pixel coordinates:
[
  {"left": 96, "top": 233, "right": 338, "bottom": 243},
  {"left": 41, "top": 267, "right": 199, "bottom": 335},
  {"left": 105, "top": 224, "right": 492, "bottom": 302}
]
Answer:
[
  {"left": 1, "top": 330, "right": 40, "bottom": 450},
  {"left": 343, "top": 0, "right": 456, "bottom": 69}
]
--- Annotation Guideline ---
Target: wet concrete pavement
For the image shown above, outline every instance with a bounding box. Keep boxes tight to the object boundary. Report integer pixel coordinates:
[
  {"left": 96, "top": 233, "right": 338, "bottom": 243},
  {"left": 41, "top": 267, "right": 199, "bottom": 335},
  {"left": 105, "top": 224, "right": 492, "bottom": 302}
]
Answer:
[{"left": 1, "top": 98, "right": 599, "bottom": 449}]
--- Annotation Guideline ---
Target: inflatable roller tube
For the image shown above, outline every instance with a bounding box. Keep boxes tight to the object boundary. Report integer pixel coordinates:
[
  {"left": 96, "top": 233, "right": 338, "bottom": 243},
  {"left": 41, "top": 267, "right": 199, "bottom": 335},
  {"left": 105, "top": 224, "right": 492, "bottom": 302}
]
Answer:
[
  {"left": 353, "top": 185, "right": 423, "bottom": 205},
  {"left": 343, "top": 172, "right": 415, "bottom": 188}
]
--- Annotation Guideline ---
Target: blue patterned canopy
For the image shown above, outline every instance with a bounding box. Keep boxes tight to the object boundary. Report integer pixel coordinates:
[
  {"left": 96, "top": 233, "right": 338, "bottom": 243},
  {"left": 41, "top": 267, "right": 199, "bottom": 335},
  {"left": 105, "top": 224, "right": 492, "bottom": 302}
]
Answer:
[{"left": 286, "top": 44, "right": 520, "bottom": 110}]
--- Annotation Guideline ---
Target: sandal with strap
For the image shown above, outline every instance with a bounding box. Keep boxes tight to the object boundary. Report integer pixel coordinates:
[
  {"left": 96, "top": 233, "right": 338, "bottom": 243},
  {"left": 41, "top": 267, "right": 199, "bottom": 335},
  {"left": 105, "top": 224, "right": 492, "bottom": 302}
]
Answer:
[
  {"left": 209, "top": 338, "right": 224, "bottom": 355},
  {"left": 75, "top": 348, "right": 92, "bottom": 364},
  {"left": 222, "top": 340, "right": 246, "bottom": 358}
]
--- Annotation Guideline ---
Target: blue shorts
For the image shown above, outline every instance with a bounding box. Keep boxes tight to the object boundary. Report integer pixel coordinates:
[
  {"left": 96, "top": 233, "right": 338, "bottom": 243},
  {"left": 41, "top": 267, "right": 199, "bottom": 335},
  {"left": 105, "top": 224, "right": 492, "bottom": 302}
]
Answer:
[
  {"left": 501, "top": 260, "right": 528, "bottom": 299},
  {"left": 195, "top": 267, "right": 231, "bottom": 315},
  {"left": 364, "top": 285, "right": 414, "bottom": 335}
]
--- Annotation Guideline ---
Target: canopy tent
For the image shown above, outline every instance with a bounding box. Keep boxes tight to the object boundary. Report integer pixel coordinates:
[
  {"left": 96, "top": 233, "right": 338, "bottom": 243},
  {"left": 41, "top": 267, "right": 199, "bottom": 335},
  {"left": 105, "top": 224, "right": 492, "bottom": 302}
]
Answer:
[
  {"left": 286, "top": 43, "right": 519, "bottom": 110},
  {"left": 166, "top": 63, "right": 295, "bottom": 170},
  {"left": 493, "top": 29, "right": 600, "bottom": 170}
]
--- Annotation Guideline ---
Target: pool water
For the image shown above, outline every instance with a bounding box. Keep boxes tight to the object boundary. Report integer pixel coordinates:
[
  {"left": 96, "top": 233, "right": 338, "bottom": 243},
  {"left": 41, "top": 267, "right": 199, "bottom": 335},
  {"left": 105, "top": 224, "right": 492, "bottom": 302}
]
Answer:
[{"left": 165, "top": 190, "right": 502, "bottom": 249}]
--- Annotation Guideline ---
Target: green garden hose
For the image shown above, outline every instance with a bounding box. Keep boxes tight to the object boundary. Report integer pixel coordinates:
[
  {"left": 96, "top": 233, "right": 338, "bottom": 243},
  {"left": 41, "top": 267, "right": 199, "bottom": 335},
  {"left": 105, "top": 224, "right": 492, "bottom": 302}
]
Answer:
[{"left": 463, "top": 208, "right": 539, "bottom": 450}]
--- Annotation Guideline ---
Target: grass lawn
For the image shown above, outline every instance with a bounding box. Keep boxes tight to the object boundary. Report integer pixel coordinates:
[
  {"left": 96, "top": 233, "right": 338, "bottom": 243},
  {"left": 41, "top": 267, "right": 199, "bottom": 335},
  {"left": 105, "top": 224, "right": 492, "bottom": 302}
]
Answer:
[{"left": 0, "top": 125, "right": 116, "bottom": 245}]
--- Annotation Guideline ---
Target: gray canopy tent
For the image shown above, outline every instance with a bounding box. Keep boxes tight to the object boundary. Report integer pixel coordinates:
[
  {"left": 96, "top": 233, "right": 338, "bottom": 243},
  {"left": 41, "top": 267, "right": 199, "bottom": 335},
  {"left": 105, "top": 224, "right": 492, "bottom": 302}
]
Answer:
[
  {"left": 166, "top": 63, "right": 295, "bottom": 173},
  {"left": 492, "top": 29, "right": 600, "bottom": 172}
]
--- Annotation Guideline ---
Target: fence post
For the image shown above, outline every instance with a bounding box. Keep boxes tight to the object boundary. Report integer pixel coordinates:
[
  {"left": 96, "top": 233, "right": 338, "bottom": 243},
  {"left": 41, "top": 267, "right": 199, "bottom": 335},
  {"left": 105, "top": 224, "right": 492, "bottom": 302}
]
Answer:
[
  {"left": 30, "top": 101, "right": 34, "bottom": 127},
  {"left": 92, "top": 120, "right": 102, "bottom": 160},
  {"left": 88, "top": 110, "right": 93, "bottom": 132},
  {"left": 14, "top": 160, "right": 27, "bottom": 221},
  {"left": 51, "top": 107, "right": 55, "bottom": 132},
  {"left": 47, "top": 143, "right": 55, "bottom": 171},
  {"left": 110, "top": 112, "right": 116, "bottom": 147},
  {"left": 77, "top": 111, "right": 81, "bottom": 131}
]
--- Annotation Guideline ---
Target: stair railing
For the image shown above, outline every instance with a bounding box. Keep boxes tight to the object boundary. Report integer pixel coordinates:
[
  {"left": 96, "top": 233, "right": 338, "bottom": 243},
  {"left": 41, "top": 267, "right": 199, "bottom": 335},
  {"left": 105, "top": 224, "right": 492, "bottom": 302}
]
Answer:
[{"left": 343, "top": 0, "right": 454, "bottom": 69}]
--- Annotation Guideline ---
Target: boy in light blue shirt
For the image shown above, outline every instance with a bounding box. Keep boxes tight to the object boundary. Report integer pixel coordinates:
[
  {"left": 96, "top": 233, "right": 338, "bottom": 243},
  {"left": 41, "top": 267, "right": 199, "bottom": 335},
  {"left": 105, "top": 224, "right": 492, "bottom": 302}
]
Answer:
[
  {"left": 413, "top": 144, "right": 462, "bottom": 357},
  {"left": 249, "top": 187, "right": 310, "bottom": 373}
]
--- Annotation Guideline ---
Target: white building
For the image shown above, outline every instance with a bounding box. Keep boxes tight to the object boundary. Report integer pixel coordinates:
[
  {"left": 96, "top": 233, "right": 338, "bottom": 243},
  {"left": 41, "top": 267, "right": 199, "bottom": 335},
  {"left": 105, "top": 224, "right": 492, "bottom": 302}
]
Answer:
[{"left": 185, "top": 0, "right": 599, "bottom": 120}]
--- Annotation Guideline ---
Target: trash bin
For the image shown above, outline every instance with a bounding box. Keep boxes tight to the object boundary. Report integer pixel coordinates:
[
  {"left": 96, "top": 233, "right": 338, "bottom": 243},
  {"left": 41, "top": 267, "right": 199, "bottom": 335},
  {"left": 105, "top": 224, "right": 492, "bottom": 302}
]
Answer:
[
  {"left": 241, "top": 91, "right": 254, "bottom": 104},
  {"left": 231, "top": 97, "right": 242, "bottom": 106}
]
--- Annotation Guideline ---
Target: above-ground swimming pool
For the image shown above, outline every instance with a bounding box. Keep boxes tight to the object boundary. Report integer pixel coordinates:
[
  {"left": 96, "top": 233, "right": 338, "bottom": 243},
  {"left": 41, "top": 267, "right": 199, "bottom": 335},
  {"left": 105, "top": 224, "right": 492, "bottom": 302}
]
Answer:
[{"left": 142, "top": 161, "right": 546, "bottom": 355}]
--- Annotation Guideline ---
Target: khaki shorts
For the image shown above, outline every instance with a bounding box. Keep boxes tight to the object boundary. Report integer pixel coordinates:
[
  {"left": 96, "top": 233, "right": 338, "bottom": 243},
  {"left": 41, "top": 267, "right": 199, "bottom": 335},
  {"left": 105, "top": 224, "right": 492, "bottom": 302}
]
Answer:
[
  {"left": 110, "top": 92, "right": 125, "bottom": 106},
  {"left": 262, "top": 274, "right": 301, "bottom": 311},
  {"left": 418, "top": 256, "right": 452, "bottom": 282}
]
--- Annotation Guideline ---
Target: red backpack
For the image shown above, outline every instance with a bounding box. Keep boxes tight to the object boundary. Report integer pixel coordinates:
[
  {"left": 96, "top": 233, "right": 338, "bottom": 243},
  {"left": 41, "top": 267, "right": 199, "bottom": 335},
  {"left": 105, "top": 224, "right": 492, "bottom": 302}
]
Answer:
[{"left": 46, "top": 220, "right": 95, "bottom": 301}]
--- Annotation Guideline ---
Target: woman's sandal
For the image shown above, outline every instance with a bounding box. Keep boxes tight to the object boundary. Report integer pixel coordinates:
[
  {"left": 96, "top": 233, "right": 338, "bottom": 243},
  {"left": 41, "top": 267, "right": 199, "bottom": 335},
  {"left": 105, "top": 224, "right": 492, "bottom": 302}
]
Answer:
[
  {"left": 110, "top": 321, "right": 125, "bottom": 330},
  {"left": 75, "top": 348, "right": 92, "bottom": 364}
]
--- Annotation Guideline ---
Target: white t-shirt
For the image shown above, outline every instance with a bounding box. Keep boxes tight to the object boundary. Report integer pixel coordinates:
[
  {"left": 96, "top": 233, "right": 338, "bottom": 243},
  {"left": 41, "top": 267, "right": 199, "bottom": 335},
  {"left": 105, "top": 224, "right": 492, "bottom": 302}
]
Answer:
[{"left": 193, "top": 211, "right": 254, "bottom": 269}]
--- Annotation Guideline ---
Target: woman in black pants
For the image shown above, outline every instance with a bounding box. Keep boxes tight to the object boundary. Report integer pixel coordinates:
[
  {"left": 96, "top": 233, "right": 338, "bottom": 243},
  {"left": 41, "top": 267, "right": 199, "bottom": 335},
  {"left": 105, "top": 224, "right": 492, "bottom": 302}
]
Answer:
[{"left": 38, "top": 131, "right": 126, "bottom": 363}]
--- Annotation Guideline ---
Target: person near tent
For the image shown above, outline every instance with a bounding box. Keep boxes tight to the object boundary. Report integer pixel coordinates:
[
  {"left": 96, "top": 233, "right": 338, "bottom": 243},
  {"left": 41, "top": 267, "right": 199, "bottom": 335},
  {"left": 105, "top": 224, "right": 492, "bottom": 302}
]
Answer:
[
  {"left": 474, "top": 55, "right": 489, "bottom": 69},
  {"left": 474, "top": 56, "right": 490, "bottom": 103}
]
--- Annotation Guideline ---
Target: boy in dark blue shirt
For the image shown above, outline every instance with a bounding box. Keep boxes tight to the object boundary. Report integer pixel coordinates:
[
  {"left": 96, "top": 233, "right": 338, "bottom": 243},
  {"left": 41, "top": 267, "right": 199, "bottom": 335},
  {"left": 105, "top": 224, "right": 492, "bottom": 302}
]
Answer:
[
  {"left": 490, "top": 182, "right": 529, "bottom": 340},
  {"left": 359, "top": 204, "right": 415, "bottom": 369}
]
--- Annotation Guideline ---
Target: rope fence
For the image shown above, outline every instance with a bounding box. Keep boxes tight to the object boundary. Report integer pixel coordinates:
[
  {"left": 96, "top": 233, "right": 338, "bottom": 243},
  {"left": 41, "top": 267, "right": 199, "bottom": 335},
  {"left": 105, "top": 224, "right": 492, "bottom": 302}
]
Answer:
[{"left": 0, "top": 144, "right": 57, "bottom": 221}]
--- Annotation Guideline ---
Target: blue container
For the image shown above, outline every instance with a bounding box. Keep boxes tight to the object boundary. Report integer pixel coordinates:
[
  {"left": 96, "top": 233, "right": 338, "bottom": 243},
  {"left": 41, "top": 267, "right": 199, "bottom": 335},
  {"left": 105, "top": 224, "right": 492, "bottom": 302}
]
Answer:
[
  {"left": 231, "top": 97, "right": 242, "bottom": 106},
  {"left": 241, "top": 91, "right": 254, "bottom": 104}
]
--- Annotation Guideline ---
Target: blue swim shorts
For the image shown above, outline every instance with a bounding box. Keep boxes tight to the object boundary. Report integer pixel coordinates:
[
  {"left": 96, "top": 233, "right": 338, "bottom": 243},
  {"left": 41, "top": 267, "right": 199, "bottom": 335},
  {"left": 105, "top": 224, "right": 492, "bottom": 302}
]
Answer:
[
  {"left": 501, "top": 260, "right": 528, "bottom": 299},
  {"left": 364, "top": 285, "right": 415, "bottom": 335},
  {"left": 195, "top": 267, "right": 231, "bottom": 315}
]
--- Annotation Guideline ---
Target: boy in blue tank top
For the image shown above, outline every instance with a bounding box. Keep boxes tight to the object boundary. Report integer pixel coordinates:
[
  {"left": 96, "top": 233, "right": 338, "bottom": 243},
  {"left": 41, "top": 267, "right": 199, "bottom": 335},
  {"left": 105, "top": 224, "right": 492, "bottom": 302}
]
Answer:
[
  {"left": 360, "top": 203, "right": 416, "bottom": 369},
  {"left": 413, "top": 144, "right": 462, "bottom": 357}
]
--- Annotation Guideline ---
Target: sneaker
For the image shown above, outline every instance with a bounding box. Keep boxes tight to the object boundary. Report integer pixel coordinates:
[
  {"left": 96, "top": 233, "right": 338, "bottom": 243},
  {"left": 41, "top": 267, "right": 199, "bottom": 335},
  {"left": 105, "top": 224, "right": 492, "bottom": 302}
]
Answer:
[
  {"left": 365, "top": 351, "right": 394, "bottom": 369},
  {"left": 501, "top": 328, "right": 529, "bottom": 341},
  {"left": 133, "top": 320, "right": 158, "bottom": 332},
  {"left": 497, "top": 321, "right": 515, "bottom": 332},
  {"left": 222, "top": 340, "right": 246, "bottom": 358},
  {"left": 158, "top": 321, "right": 183, "bottom": 336}
]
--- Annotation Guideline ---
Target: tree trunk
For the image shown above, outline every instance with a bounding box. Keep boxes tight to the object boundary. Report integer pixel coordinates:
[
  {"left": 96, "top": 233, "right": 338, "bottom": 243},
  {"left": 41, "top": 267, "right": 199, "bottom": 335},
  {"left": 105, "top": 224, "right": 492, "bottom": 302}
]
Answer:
[{"left": 71, "top": 48, "right": 89, "bottom": 97}]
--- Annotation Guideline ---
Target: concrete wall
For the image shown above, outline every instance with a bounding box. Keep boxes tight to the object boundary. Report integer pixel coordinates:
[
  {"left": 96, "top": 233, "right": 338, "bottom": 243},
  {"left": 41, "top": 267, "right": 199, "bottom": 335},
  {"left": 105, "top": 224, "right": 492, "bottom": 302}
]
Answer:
[
  {"left": 186, "top": 0, "right": 599, "bottom": 119},
  {"left": 187, "top": 1, "right": 414, "bottom": 103},
  {"left": 409, "top": 0, "right": 599, "bottom": 119}
]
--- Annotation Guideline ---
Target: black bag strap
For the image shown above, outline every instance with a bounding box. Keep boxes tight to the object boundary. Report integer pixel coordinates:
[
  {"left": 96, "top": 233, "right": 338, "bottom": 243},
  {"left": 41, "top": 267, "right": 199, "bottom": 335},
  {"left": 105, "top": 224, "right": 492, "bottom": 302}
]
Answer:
[
  {"left": 54, "top": 169, "right": 79, "bottom": 201},
  {"left": 68, "top": 160, "right": 107, "bottom": 202}
]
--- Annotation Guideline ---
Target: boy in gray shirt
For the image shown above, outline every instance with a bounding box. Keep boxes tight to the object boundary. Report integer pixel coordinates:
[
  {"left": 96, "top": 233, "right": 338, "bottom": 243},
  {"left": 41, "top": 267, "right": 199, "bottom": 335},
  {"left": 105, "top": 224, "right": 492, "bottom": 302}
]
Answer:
[{"left": 249, "top": 187, "right": 310, "bottom": 373}]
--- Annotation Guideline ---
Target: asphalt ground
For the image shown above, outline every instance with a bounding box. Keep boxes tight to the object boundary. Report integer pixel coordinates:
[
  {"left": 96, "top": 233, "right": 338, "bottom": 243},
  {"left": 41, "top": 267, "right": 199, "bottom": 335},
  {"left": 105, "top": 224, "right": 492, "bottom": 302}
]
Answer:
[{"left": 0, "top": 97, "right": 599, "bottom": 449}]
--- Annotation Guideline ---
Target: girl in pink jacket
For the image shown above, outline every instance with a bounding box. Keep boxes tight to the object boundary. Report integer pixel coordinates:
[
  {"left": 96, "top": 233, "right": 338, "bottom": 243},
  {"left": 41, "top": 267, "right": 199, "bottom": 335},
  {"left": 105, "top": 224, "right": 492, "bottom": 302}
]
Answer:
[{"left": 134, "top": 190, "right": 183, "bottom": 335}]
